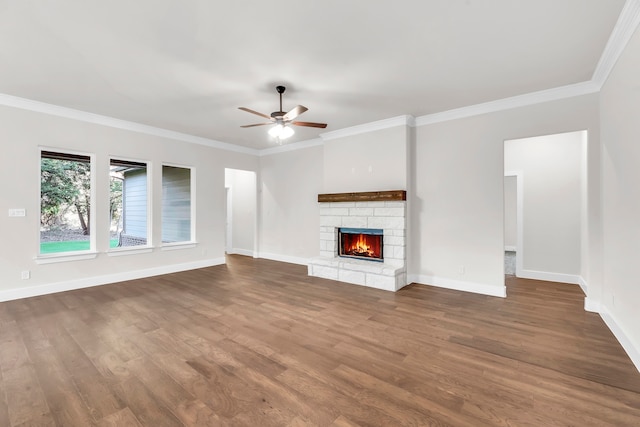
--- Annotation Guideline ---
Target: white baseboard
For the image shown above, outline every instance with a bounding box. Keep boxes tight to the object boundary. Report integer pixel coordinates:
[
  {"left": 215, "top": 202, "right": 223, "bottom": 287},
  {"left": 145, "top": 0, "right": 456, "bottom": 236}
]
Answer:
[
  {"left": 578, "top": 276, "right": 588, "bottom": 294},
  {"left": 584, "top": 297, "right": 602, "bottom": 313},
  {"left": 580, "top": 276, "right": 597, "bottom": 312},
  {"left": 600, "top": 306, "right": 640, "bottom": 373},
  {"left": 517, "top": 269, "right": 581, "bottom": 286},
  {"left": 257, "top": 252, "right": 310, "bottom": 266},
  {"left": 0, "top": 258, "right": 225, "bottom": 303},
  {"left": 504, "top": 246, "right": 517, "bottom": 252},
  {"left": 408, "top": 274, "right": 507, "bottom": 298},
  {"left": 227, "top": 248, "right": 255, "bottom": 257}
]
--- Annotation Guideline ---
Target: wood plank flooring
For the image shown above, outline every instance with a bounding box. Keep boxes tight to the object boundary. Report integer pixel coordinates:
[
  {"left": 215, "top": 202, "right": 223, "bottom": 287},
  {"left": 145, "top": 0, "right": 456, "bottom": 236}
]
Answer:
[{"left": 1, "top": 254, "right": 639, "bottom": 426}]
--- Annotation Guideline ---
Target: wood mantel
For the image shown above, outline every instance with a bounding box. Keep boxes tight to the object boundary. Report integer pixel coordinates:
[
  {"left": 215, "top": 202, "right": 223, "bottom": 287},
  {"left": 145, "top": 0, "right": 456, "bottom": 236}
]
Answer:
[{"left": 317, "top": 190, "right": 406, "bottom": 203}]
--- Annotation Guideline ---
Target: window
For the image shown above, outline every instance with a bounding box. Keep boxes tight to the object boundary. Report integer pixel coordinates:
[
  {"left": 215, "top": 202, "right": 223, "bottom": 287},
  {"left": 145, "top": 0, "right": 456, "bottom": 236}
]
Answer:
[
  {"left": 40, "top": 150, "right": 93, "bottom": 254},
  {"left": 110, "top": 159, "right": 149, "bottom": 248},
  {"left": 162, "top": 165, "right": 193, "bottom": 244}
]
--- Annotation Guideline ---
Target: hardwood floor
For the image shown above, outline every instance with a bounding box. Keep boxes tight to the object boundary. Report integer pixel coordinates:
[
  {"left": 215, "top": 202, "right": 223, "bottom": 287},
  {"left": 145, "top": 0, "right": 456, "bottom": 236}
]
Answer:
[{"left": 1, "top": 255, "right": 639, "bottom": 426}]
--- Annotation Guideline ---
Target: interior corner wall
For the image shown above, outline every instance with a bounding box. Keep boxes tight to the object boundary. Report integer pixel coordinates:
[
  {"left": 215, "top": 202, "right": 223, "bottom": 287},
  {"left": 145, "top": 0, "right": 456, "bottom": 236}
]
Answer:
[
  {"left": 411, "top": 94, "right": 600, "bottom": 297},
  {"left": 504, "top": 131, "right": 584, "bottom": 280},
  {"left": 406, "top": 124, "right": 416, "bottom": 279},
  {"left": 258, "top": 145, "right": 323, "bottom": 264},
  {"left": 322, "top": 126, "right": 408, "bottom": 193},
  {"left": 0, "top": 104, "right": 258, "bottom": 300},
  {"left": 224, "top": 168, "right": 257, "bottom": 256},
  {"left": 600, "top": 24, "right": 640, "bottom": 370}
]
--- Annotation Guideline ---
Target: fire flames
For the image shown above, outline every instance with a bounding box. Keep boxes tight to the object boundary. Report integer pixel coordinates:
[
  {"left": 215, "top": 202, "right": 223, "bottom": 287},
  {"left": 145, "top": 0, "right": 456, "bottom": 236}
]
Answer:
[
  {"left": 342, "top": 233, "right": 382, "bottom": 259},
  {"left": 347, "top": 234, "right": 375, "bottom": 256}
]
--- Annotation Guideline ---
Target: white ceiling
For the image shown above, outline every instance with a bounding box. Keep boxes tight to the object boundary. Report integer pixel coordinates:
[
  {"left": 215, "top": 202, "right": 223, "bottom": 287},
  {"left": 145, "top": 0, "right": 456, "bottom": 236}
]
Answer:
[{"left": 0, "top": 1, "right": 628, "bottom": 150}]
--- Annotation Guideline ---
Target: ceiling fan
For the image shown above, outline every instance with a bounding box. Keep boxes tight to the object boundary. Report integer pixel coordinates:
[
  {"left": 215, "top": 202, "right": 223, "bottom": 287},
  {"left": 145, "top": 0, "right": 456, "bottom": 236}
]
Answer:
[{"left": 238, "top": 86, "right": 327, "bottom": 139}]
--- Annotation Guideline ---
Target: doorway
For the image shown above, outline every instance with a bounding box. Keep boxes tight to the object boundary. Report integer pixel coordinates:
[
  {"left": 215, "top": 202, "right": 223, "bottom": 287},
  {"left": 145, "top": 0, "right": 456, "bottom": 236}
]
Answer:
[
  {"left": 503, "top": 130, "right": 586, "bottom": 284},
  {"left": 224, "top": 168, "right": 257, "bottom": 257}
]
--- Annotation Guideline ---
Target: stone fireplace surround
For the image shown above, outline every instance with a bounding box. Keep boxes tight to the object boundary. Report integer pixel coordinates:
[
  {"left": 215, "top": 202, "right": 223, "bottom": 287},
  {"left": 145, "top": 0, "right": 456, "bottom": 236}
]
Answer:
[{"left": 308, "top": 190, "right": 407, "bottom": 291}]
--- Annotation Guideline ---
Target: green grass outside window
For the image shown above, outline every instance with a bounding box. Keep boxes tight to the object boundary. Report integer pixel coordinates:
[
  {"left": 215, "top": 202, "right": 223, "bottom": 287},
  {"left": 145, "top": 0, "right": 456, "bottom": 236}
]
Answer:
[{"left": 40, "top": 239, "right": 119, "bottom": 254}]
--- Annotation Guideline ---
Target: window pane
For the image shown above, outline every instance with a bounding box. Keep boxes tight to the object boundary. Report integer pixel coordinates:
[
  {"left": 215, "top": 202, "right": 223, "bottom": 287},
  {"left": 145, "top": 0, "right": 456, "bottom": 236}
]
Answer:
[
  {"left": 40, "top": 151, "right": 91, "bottom": 254},
  {"left": 162, "top": 165, "right": 192, "bottom": 243},
  {"left": 110, "top": 159, "right": 148, "bottom": 248}
]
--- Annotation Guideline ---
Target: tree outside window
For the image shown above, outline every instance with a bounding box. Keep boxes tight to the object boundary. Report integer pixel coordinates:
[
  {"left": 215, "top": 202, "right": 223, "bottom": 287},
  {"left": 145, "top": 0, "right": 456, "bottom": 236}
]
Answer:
[{"left": 40, "top": 151, "right": 93, "bottom": 254}]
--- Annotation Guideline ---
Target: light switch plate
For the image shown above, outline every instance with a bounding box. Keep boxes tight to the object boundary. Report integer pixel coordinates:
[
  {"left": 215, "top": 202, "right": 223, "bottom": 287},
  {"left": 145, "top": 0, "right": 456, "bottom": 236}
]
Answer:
[{"left": 9, "top": 209, "right": 26, "bottom": 217}]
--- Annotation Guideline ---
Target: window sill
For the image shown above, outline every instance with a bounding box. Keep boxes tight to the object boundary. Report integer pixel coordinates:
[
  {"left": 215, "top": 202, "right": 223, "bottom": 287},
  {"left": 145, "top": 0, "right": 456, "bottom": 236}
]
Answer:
[
  {"left": 161, "top": 242, "right": 197, "bottom": 251},
  {"left": 35, "top": 251, "right": 98, "bottom": 265},
  {"left": 107, "top": 246, "right": 154, "bottom": 257}
]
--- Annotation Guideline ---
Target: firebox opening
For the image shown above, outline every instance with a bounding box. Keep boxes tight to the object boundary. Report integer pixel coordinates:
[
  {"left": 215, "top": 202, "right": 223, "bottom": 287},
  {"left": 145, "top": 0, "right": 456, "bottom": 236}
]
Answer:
[{"left": 338, "top": 228, "right": 383, "bottom": 262}]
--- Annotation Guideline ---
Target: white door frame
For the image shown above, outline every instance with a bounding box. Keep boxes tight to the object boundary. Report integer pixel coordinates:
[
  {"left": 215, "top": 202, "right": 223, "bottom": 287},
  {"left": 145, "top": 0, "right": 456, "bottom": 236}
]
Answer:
[
  {"left": 225, "top": 186, "right": 232, "bottom": 254},
  {"left": 504, "top": 171, "right": 524, "bottom": 278}
]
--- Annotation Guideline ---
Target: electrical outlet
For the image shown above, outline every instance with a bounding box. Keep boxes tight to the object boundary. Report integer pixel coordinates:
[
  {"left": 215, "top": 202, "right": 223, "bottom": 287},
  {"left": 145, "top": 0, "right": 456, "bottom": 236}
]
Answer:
[
  {"left": 9, "top": 208, "right": 26, "bottom": 217},
  {"left": 458, "top": 265, "right": 465, "bottom": 275},
  {"left": 21, "top": 270, "right": 30, "bottom": 280}
]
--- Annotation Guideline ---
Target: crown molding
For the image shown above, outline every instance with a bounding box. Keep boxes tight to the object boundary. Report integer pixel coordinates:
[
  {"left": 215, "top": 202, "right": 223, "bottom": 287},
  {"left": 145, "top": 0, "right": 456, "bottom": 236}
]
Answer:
[
  {"left": 414, "top": 81, "right": 600, "bottom": 127},
  {"left": 320, "top": 115, "right": 415, "bottom": 141},
  {"left": 0, "top": 93, "right": 259, "bottom": 156},
  {"left": 592, "top": 0, "right": 640, "bottom": 87},
  {"left": 258, "top": 138, "right": 323, "bottom": 157}
]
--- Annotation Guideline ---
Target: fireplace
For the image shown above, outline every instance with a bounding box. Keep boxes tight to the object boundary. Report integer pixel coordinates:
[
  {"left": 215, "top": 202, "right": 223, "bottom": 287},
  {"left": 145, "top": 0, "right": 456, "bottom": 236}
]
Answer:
[
  {"left": 308, "top": 190, "right": 407, "bottom": 292},
  {"left": 338, "top": 228, "right": 383, "bottom": 261}
]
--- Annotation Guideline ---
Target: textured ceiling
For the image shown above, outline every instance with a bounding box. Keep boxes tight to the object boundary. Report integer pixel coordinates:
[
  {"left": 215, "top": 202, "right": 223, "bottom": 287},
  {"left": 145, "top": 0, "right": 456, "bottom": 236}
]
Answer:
[{"left": 0, "top": 0, "right": 627, "bottom": 149}]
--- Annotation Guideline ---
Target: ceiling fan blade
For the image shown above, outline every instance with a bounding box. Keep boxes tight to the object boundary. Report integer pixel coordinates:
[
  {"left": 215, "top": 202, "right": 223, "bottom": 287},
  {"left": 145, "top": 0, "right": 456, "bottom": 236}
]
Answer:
[
  {"left": 240, "top": 122, "right": 273, "bottom": 128},
  {"left": 292, "top": 121, "right": 327, "bottom": 129},
  {"left": 283, "top": 105, "right": 308, "bottom": 121},
  {"left": 238, "top": 107, "right": 272, "bottom": 120}
]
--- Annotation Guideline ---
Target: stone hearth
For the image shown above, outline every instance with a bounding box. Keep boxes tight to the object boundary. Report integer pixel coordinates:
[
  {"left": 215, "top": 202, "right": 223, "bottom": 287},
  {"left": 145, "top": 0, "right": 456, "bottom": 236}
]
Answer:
[{"left": 308, "top": 191, "right": 407, "bottom": 291}]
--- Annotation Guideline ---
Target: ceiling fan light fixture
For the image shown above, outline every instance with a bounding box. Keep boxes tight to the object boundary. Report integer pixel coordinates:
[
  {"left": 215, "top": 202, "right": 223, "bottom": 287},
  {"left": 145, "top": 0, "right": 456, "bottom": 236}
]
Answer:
[
  {"left": 268, "top": 124, "right": 284, "bottom": 137},
  {"left": 268, "top": 123, "right": 294, "bottom": 140},
  {"left": 280, "top": 125, "right": 294, "bottom": 139}
]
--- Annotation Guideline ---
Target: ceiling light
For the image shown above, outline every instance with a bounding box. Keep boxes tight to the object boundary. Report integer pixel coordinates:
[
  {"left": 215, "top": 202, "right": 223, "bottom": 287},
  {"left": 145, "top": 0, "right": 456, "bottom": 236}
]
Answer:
[
  {"left": 280, "top": 125, "right": 294, "bottom": 139},
  {"left": 268, "top": 124, "right": 283, "bottom": 138},
  {"left": 268, "top": 123, "right": 294, "bottom": 140}
]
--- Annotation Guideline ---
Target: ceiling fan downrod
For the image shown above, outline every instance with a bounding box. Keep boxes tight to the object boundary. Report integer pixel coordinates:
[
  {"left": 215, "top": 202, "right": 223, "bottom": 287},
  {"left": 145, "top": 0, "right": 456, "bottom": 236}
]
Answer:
[{"left": 276, "top": 85, "right": 286, "bottom": 115}]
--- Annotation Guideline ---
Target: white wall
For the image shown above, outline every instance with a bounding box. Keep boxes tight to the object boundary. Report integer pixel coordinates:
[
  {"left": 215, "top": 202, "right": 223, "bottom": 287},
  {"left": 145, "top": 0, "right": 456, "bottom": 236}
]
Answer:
[
  {"left": 410, "top": 94, "right": 600, "bottom": 297},
  {"left": 503, "top": 175, "right": 517, "bottom": 250},
  {"left": 0, "top": 105, "right": 257, "bottom": 300},
  {"left": 600, "top": 24, "right": 640, "bottom": 369},
  {"left": 258, "top": 145, "right": 323, "bottom": 264},
  {"left": 323, "top": 126, "right": 408, "bottom": 193},
  {"left": 505, "top": 131, "right": 584, "bottom": 281},
  {"left": 224, "top": 168, "right": 257, "bottom": 256}
]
